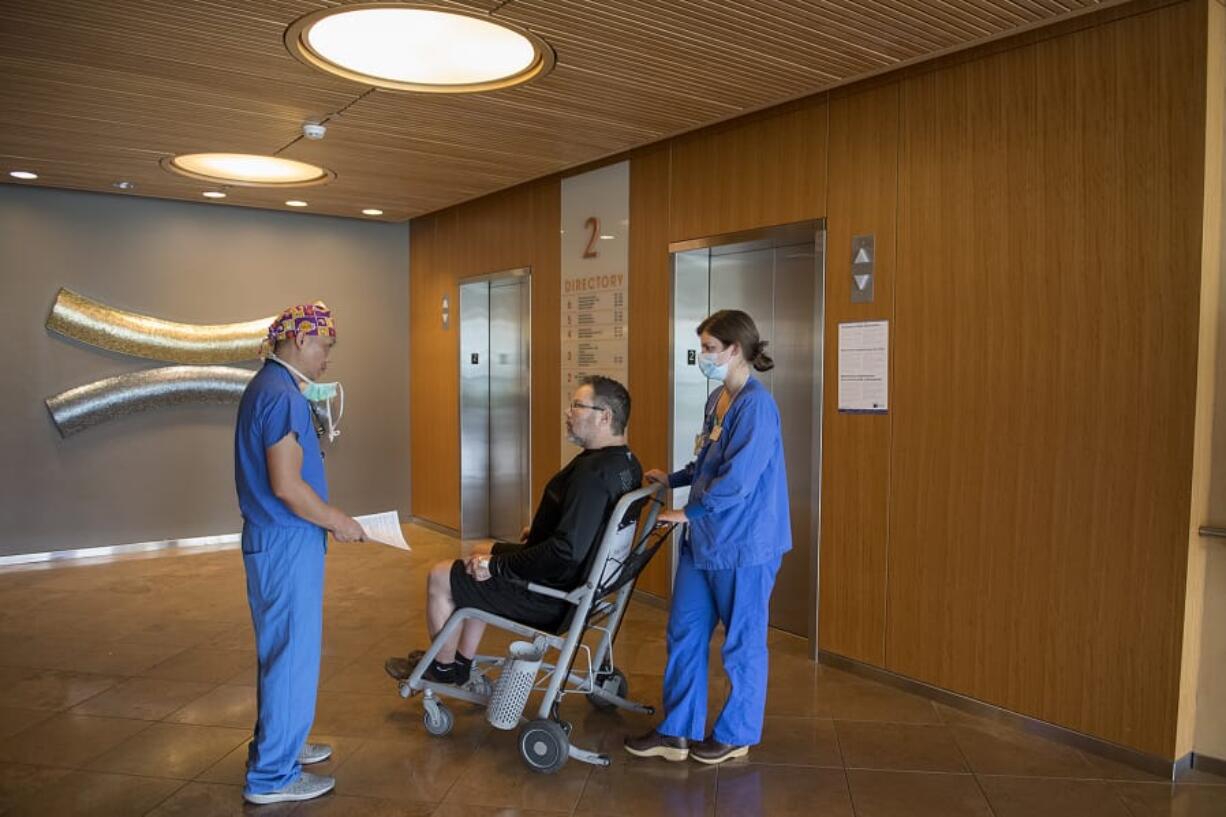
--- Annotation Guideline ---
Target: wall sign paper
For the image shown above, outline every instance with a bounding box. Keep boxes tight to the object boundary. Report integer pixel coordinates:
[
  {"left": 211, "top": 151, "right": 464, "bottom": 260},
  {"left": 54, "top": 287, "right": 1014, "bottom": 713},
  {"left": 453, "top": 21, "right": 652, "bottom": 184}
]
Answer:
[
  {"left": 560, "top": 161, "right": 629, "bottom": 464},
  {"left": 838, "top": 320, "right": 889, "bottom": 414}
]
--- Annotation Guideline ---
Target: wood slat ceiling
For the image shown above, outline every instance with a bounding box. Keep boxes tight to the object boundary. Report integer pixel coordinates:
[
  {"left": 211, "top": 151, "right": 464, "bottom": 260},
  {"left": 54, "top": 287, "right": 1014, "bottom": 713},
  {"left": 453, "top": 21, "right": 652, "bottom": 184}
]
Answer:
[{"left": 0, "top": 0, "right": 1118, "bottom": 222}]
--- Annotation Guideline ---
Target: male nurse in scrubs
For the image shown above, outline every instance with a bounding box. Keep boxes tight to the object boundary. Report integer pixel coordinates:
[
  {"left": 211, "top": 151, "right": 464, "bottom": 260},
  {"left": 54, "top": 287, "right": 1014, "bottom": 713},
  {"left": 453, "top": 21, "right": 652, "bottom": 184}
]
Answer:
[{"left": 234, "top": 302, "right": 364, "bottom": 805}]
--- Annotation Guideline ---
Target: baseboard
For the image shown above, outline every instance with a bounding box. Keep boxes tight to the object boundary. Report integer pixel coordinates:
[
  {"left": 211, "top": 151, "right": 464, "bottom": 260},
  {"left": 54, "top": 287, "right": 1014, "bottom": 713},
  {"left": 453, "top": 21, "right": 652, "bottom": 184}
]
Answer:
[
  {"left": 1192, "top": 751, "right": 1226, "bottom": 778},
  {"left": 819, "top": 650, "right": 1180, "bottom": 780},
  {"left": 409, "top": 516, "right": 460, "bottom": 538},
  {"left": 0, "top": 532, "right": 241, "bottom": 569}
]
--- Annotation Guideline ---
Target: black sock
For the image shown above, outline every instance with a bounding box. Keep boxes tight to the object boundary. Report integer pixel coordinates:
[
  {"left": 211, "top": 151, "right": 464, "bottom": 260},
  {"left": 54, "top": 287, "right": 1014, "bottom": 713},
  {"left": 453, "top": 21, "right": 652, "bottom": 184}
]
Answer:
[
  {"left": 423, "top": 659, "right": 456, "bottom": 683},
  {"left": 454, "top": 652, "right": 473, "bottom": 684}
]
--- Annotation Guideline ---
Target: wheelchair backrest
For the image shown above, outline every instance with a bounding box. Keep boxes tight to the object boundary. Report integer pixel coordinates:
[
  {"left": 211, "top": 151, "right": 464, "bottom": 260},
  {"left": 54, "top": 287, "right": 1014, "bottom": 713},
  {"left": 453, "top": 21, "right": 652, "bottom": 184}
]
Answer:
[{"left": 586, "top": 484, "right": 662, "bottom": 594}]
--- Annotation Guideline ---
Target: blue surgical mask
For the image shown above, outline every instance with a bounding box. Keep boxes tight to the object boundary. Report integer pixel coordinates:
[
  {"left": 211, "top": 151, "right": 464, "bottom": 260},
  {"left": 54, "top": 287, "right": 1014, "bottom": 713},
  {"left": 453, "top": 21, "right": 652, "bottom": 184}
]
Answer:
[
  {"left": 268, "top": 354, "right": 344, "bottom": 442},
  {"left": 698, "top": 352, "right": 729, "bottom": 382}
]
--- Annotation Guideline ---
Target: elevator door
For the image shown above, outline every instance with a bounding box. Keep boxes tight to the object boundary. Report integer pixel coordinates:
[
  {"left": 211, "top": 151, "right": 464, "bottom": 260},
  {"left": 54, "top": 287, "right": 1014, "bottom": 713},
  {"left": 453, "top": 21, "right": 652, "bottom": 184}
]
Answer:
[
  {"left": 671, "top": 227, "right": 823, "bottom": 641},
  {"left": 460, "top": 271, "right": 531, "bottom": 541}
]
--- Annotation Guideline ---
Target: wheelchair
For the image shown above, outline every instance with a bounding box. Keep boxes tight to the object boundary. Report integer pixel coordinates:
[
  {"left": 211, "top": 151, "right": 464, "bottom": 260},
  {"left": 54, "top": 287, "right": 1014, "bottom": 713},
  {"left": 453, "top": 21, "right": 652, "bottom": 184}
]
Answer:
[{"left": 395, "top": 483, "right": 670, "bottom": 773}]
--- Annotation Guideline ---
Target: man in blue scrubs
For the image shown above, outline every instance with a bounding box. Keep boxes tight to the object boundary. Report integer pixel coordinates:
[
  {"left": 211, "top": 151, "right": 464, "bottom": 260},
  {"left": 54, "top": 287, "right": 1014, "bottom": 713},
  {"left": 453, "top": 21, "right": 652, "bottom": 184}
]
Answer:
[{"left": 234, "top": 302, "right": 364, "bottom": 805}]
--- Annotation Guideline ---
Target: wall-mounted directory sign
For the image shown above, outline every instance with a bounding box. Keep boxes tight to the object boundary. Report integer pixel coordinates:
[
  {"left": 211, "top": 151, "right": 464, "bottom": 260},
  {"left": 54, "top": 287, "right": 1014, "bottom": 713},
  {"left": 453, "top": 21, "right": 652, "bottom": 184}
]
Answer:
[{"left": 560, "top": 161, "right": 629, "bottom": 464}]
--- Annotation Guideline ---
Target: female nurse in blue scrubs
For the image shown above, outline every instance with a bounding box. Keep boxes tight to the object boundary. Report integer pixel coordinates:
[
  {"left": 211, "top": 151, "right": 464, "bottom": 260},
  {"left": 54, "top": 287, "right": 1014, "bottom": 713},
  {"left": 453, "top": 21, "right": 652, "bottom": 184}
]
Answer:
[{"left": 624, "top": 309, "right": 791, "bottom": 765}]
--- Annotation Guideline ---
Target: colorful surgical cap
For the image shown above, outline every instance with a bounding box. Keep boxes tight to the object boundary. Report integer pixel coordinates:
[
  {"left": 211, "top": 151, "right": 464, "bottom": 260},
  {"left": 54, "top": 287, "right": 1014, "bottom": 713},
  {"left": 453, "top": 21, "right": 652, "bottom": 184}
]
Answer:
[{"left": 265, "top": 301, "right": 336, "bottom": 352}]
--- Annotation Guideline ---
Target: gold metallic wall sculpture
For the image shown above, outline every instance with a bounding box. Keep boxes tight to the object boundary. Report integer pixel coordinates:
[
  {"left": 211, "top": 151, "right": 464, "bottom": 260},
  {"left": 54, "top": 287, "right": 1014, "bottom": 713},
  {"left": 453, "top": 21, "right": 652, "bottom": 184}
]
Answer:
[
  {"left": 46, "top": 288, "right": 272, "bottom": 364},
  {"left": 46, "top": 366, "right": 255, "bottom": 437}
]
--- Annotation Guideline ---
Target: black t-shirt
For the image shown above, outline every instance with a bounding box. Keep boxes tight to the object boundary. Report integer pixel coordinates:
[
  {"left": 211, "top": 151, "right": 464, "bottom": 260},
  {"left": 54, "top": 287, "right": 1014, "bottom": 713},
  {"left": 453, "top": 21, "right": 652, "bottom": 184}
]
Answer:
[{"left": 489, "top": 445, "right": 642, "bottom": 590}]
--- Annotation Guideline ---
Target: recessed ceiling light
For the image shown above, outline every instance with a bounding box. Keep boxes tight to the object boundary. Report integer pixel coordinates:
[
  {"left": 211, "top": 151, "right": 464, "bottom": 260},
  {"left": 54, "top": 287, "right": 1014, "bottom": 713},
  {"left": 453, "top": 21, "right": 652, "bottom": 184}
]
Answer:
[
  {"left": 599, "top": 235, "right": 615, "bottom": 240},
  {"left": 113, "top": 180, "right": 136, "bottom": 190},
  {"left": 285, "top": 200, "right": 309, "bottom": 208},
  {"left": 10, "top": 170, "right": 38, "bottom": 180},
  {"left": 202, "top": 191, "right": 227, "bottom": 199},
  {"left": 362, "top": 208, "right": 384, "bottom": 216},
  {"left": 285, "top": 4, "right": 554, "bottom": 93},
  {"left": 162, "top": 153, "right": 332, "bottom": 187}
]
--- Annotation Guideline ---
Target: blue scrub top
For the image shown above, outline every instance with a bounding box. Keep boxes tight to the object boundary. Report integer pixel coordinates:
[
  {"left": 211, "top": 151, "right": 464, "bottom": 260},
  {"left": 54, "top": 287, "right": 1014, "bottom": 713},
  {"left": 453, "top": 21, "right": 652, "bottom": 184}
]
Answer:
[
  {"left": 234, "top": 360, "right": 328, "bottom": 531},
  {"left": 670, "top": 377, "right": 791, "bottom": 570}
]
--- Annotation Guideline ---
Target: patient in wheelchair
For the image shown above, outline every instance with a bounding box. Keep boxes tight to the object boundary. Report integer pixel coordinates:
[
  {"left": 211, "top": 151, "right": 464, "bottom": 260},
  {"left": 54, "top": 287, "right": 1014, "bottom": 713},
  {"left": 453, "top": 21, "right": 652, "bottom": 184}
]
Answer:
[{"left": 385, "top": 375, "right": 642, "bottom": 686}]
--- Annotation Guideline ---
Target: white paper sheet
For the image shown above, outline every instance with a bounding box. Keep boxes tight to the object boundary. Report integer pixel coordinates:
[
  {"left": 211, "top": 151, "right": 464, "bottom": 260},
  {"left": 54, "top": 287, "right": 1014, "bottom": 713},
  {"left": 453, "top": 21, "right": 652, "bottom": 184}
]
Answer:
[
  {"left": 354, "top": 511, "right": 410, "bottom": 551},
  {"left": 838, "top": 320, "right": 889, "bottom": 413}
]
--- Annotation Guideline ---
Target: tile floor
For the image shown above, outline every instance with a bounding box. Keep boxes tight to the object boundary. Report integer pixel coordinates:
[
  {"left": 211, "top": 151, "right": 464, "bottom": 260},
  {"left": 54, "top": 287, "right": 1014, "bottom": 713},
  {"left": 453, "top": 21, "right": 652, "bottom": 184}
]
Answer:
[{"left": 0, "top": 525, "right": 1223, "bottom": 816}]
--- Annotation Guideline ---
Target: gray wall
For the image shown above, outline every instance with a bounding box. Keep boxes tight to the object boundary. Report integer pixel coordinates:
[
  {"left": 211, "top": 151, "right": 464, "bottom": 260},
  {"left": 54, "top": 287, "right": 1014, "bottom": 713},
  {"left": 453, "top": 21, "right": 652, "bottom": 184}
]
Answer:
[{"left": 0, "top": 185, "right": 410, "bottom": 555}]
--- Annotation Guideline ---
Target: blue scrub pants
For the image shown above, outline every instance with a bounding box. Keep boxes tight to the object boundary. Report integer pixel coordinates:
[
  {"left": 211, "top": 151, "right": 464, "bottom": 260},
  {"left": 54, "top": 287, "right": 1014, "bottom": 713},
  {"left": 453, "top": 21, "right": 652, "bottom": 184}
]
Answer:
[
  {"left": 242, "top": 526, "right": 326, "bottom": 795},
  {"left": 658, "top": 548, "right": 781, "bottom": 747}
]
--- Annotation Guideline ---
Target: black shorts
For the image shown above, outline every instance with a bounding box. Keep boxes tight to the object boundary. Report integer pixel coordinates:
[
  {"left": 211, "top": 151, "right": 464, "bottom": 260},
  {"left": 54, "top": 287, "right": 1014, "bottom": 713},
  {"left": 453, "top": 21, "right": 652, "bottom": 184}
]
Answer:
[{"left": 449, "top": 545, "right": 569, "bottom": 632}]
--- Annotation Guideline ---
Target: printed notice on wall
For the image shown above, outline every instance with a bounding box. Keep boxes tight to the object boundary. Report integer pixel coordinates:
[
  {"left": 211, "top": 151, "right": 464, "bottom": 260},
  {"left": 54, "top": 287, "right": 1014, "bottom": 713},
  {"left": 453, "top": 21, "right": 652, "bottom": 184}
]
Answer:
[
  {"left": 838, "top": 320, "right": 888, "bottom": 414},
  {"left": 560, "top": 161, "right": 630, "bottom": 465}
]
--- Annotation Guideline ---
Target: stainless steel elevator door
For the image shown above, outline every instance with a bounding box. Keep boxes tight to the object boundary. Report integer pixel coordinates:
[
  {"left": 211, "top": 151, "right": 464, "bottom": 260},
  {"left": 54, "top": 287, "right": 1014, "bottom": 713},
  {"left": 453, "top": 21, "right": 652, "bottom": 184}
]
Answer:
[
  {"left": 459, "top": 281, "right": 491, "bottom": 539},
  {"left": 459, "top": 271, "right": 531, "bottom": 540},
  {"left": 670, "top": 232, "right": 823, "bottom": 641},
  {"left": 488, "top": 278, "right": 530, "bottom": 541}
]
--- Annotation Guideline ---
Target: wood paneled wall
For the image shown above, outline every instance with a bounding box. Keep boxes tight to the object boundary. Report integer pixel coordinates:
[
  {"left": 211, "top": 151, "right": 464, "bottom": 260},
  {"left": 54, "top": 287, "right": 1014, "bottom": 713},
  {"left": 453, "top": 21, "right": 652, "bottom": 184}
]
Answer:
[
  {"left": 409, "top": 181, "right": 560, "bottom": 530},
  {"left": 819, "top": 82, "right": 899, "bottom": 666},
  {"left": 409, "top": 0, "right": 1212, "bottom": 758},
  {"left": 886, "top": 1, "right": 1204, "bottom": 756}
]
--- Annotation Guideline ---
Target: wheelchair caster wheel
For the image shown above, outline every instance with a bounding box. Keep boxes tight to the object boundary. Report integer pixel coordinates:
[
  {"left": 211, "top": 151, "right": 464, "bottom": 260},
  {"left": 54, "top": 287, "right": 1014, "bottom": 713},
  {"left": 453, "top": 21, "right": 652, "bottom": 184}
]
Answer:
[
  {"left": 586, "top": 667, "right": 628, "bottom": 711},
  {"left": 423, "top": 701, "right": 454, "bottom": 737},
  {"left": 519, "top": 719, "right": 569, "bottom": 774}
]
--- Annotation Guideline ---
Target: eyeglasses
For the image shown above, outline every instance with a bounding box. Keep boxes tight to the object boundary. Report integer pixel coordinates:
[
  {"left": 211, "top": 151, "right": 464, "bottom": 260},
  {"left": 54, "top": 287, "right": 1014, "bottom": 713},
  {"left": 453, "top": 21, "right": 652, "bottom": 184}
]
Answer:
[{"left": 569, "top": 400, "right": 606, "bottom": 412}]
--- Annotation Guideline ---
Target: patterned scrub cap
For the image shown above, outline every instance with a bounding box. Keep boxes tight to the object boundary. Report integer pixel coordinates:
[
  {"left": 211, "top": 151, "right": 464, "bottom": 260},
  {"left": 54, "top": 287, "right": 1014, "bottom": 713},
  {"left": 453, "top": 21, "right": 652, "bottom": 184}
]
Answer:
[{"left": 266, "top": 301, "right": 336, "bottom": 349}]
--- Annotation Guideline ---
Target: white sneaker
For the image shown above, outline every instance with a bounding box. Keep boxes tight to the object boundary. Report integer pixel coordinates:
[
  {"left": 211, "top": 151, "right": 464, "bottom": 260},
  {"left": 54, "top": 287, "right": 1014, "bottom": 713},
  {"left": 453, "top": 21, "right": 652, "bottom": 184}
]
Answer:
[
  {"left": 298, "top": 742, "right": 333, "bottom": 765},
  {"left": 243, "top": 771, "right": 335, "bottom": 805}
]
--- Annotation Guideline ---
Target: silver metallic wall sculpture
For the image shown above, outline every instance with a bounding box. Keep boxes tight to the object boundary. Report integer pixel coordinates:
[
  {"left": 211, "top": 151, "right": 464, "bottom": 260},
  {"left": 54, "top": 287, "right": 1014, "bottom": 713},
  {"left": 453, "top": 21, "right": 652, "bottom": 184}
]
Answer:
[
  {"left": 44, "top": 288, "right": 273, "bottom": 437},
  {"left": 46, "top": 366, "right": 255, "bottom": 437},
  {"left": 46, "top": 288, "right": 272, "bottom": 364}
]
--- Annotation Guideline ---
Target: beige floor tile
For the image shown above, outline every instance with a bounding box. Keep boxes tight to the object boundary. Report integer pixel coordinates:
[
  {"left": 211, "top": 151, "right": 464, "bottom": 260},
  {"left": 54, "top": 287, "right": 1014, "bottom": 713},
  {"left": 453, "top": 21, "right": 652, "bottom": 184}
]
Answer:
[
  {"left": 293, "top": 794, "right": 437, "bottom": 816},
  {"left": 845, "top": 770, "right": 994, "bottom": 817},
  {"left": 143, "top": 781, "right": 295, "bottom": 816},
  {"left": 834, "top": 721, "right": 967, "bottom": 772},
  {"left": 142, "top": 648, "right": 255, "bottom": 685},
  {"left": 950, "top": 721, "right": 1097, "bottom": 777},
  {"left": 813, "top": 674, "right": 939, "bottom": 723},
  {"left": 0, "top": 712, "right": 152, "bottom": 767},
  {"left": 1113, "top": 782, "right": 1226, "bottom": 816},
  {"left": 165, "top": 684, "right": 256, "bottom": 729},
  {"left": 326, "top": 735, "right": 483, "bottom": 803},
  {"left": 0, "top": 762, "right": 71, "bottom": 813},
  {"left": 715, "top": 765, "right": 853, "bottom": 817},
  {"left": 2, "top": 769, "right": 182, "bottom": 817},
  {"left": 69, "top": 677, "right": 216, "bottom": 720},
  {"left": 750, "top": 716, "right": 842, "bottom": 767},
  {"left": 86, "top": 721, "right": 249, "bottom": 779},
  {"left": 428, "top": 805, "right": 568, "bottom": 817},
  {"left": 573, "top": 756, "right": 717, "bottom": 816},
  {"left": 441, "top": 730, "right": 592, "bottom": 811},
  {"left": 0, "top": 665, "right": 120, "bottom": 711},
  {"left": 977, "top": 775, "right": 1133, "bottom": 817},
  {"left": 0, "top": 707, "right": 54, "bottom": 739}
]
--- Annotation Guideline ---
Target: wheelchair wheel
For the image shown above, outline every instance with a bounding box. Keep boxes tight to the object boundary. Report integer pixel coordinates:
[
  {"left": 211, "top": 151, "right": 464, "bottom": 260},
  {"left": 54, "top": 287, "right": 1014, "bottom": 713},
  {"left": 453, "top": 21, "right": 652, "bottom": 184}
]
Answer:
[
  {"left": 586, "top": 667, "right": 628, "bottom": 711},
  {"left": 423, "top": 701, "right": 454, "bottom": 737},
  {"left": 519, "top": 719, "right": 569, "bottom": 774}
]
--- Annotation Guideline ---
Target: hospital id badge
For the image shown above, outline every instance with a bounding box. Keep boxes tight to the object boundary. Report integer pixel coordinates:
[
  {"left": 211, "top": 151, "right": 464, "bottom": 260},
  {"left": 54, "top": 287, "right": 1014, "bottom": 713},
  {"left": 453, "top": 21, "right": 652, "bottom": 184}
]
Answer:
[{"left": 709, "top": 426, "right": 723, "bottom": 442}]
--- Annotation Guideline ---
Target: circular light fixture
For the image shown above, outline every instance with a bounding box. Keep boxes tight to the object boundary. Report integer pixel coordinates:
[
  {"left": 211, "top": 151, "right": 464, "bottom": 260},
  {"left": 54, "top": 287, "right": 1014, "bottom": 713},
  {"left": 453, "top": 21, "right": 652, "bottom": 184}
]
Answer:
[
  {"left": 10, "top": 170, "right": 38, "bottom": 180},
  {"left": 202, "top": 191, "right": 227, "bottom": 199},
  {"left": 285, "top": 200, "right": 309, "bottom": 208},
  {"left": 285, "top": 4, "right": 555, "bottom": 93},
  {"left": 113, "top": 180, "right": 136, "bottom": 190},
  {"left": 362, "top": 208, "right": 384, "bottom": 216},
  {"left": 162, "top": 153, "right": 333, "bottom": 188}
]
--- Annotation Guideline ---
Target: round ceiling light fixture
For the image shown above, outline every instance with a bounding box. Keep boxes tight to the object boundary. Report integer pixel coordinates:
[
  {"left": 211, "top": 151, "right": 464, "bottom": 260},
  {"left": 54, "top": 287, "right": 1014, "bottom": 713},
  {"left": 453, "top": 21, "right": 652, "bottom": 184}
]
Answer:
[
  {"left": 362, "top": 208, "right": 384, "bottom": 216},
  {"left": 10, "top": 170, "right": 38, "bottom": 180},
  {"left": 284, "top": 4, "right": 555, "bottom": 93},
  {"left": 162, "top": 153, "right": 333, "bottom": 188}
]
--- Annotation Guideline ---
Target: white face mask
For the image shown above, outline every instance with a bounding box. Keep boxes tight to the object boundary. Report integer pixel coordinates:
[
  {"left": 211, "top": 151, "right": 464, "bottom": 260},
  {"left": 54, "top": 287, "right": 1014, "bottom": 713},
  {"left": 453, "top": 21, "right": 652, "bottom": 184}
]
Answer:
[
  {"left": 268, "top": 354, "right": 344, "bottom": 442},
  {"left": 698, "top": 350, "right": 731, "bottom": 382}
]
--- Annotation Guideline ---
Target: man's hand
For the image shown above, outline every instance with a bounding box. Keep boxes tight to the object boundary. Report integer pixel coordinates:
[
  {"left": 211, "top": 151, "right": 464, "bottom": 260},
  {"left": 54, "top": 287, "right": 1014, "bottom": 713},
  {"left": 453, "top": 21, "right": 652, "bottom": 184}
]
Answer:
[
  {"left": 519, "top": 526, "right": 531, "bottom": 543},
  {"left": 331, "top": 516, "right": 365, "bottom": 543},
  {"left": 465, "top": 555, "right": 492, "bottom": 582},
  {"left": 657, "top": 508, "right": 688, "bottom": 525},
  {"left": 645, "top": 469, "right": 669, "bottom": 486}
]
